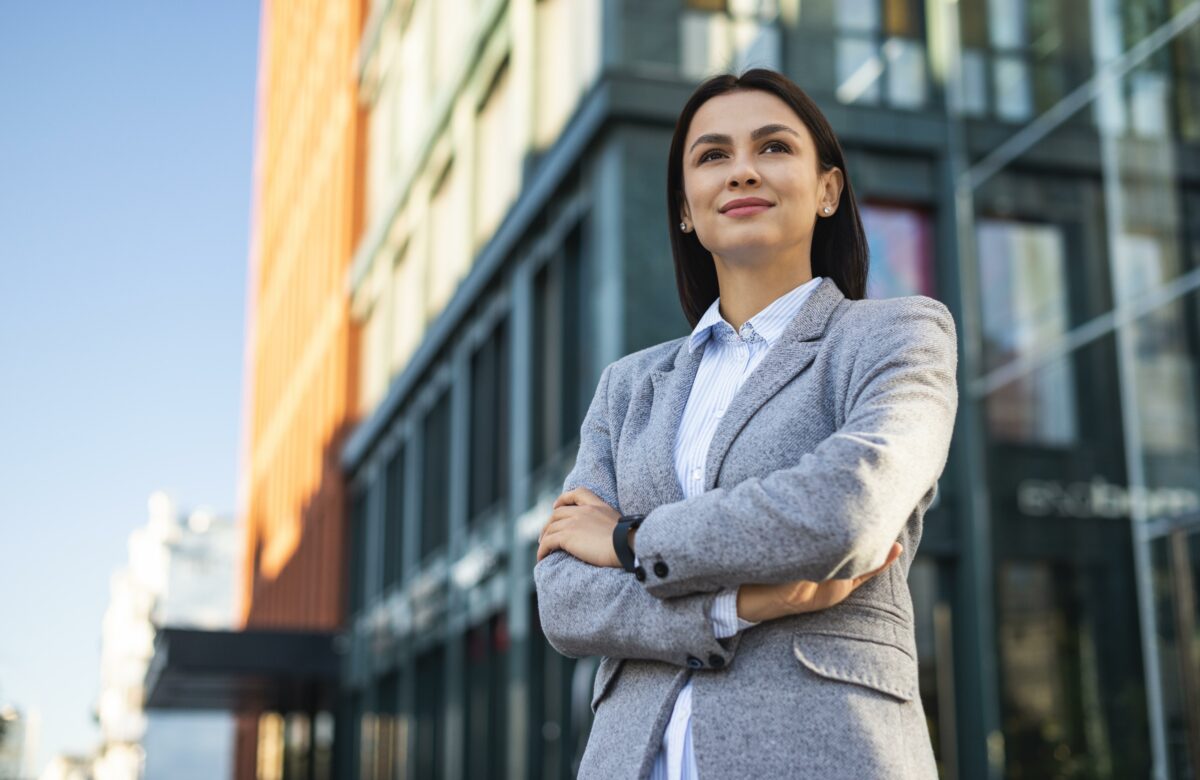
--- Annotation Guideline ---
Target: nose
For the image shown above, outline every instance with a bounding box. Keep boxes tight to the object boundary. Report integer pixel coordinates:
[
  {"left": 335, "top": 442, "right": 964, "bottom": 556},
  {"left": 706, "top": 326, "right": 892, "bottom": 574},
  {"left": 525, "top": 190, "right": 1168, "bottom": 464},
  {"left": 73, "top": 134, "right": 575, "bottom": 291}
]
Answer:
[{"left": 726, "top": 152, "right": 760, "bottom": 188}]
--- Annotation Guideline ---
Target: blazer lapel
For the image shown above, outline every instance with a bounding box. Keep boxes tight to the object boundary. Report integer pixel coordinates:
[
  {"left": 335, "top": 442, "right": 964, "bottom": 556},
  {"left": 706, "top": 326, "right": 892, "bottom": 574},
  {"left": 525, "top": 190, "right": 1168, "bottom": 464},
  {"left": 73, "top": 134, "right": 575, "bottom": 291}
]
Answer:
[
  {"left": 645, "top": 341, "right": 704, "bottom": 507},
  {"left": 703, "top": 277, "right": 847, "bottom": 491}
]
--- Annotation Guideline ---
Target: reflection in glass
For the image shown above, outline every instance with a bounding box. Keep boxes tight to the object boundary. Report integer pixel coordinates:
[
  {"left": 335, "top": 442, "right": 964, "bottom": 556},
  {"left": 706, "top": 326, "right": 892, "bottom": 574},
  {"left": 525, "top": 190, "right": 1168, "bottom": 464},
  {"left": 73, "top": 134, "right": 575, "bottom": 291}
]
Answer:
[
  {"left": 836, "top": 0, "right": 879, "bottom": 32},
  {"left": 884, "top": 37, "right": 927, "bottom": 108},
  {"left": 1129, "top": 291, "right": 1200, "bottom": 508},
  {"left": 909, "top": 558, "right": 955, "bottom": 774},
  {"left": 862, "top": 204, "right": 935, "bottom": 300},
  {"left": 978, "top": 219, "right": 1076, "bottom": 445},
  {"left": 997, "top": 559, "right": 1150, "bottom": 778},
  {"left": 530, "top": 593, "right": 592, "bottom": 780},
  {"left": 836, "top": 38, "right": 883, "bottom": 104},
  {"left": 1151, "top": 530, "right": 1200, "bottom": 778}
]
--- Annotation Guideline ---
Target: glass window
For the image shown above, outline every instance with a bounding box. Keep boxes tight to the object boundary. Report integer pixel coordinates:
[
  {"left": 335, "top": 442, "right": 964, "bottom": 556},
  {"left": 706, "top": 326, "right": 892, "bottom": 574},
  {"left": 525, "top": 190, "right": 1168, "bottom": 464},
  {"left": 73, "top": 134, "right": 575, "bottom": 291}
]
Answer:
[
  {"left": 884, "top": 37, "right": 927, "bottom": 108},
  {"left": 836, "top": 38, "right": 883, "bottom": 105},
  {"left": 530, "top": 224, "right": 585, "bottom": 477},
  {"left": 361, "top": 296, "right": 390, "bottom": 414},
  {"left": 836, "top": 0, "right": 880, "bottom": 32},
  {"left": 978, "top": 218, "right": 1077, "bottom": 446},
  {"left": 475, "top": 59, "right": 519, "bottom": 246},
  {"left": 994, "top": 56, "right": 1034, "bottom": 122},
  {"left": 862, "top": 204, "right": 936, "bottom": 299},
  {"left": 1123, "top": 285, "right": 1200, "bottom": 519},
  {"left": 398, "top": 1, "right": 431, "bottom": 174},
  {"left": 909, "top": 558, "right": 956, "bottom": 774},
  {"left": 679, "top": 0, "right": 780, "bottom": 82},
  {"left": 469, "top": 319, "right": 511, "bottom": 523},
  {"left": 429, "top": 158, "right": 471, "bottom": 314},
  {"left": 835, "top": 0, "right": 926, "bottom": 109},
  {"left": 383, "top": 444, "right": 406, "bottom": 590},
  {"left": 1171, "top": 19, "right": 1200, "bottom": 142},
  {"left": 348, "top": 488, "right": 368, "bottom": 616},
  {"left": 988, "top": 0, "right": 1027, "bottom": 49},
  {"left": 391, "top": 242, "right": 424, "bottom": 377},
  {"left": 534, "top": 0, "right": 602, "bottom": 147},
  {"left": 996, "top": 557, "right": 1150, "bottom": 777},
  {"left": 421, "top": 391, "right": 452, "bottom": 560},
  {"left": 1150, "top": 528, "right": 1200, "bottom": 778},
  {"left": 369, "top": 673, "right": 402, "bottom": 780},
  {"left": 415, "top": 648, "right": 445, "bottom": 778},
  {"left": 431, "top": 0, "right": 467, "bottom": 96},
  {"left": 529, "top": 594, "right": 592, "bottom": 779},
  {"left": 462, "top": 613, "right": 510, "bottom": 779}
]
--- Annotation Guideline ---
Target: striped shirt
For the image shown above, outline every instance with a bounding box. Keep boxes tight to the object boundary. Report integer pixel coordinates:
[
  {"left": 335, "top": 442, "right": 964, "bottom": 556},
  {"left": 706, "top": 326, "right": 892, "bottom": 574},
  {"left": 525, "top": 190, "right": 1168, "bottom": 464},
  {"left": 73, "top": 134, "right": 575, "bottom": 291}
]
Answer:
[{"left": 649, "top": 275, "right": 825, "bottom": 780}]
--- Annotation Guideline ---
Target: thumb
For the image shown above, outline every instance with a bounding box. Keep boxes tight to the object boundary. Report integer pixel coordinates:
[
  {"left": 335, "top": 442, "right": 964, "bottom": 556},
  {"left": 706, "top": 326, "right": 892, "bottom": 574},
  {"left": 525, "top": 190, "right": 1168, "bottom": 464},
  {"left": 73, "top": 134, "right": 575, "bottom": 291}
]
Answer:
[{"left": 852, "top": 543, "right": 903, "bottom": 587}]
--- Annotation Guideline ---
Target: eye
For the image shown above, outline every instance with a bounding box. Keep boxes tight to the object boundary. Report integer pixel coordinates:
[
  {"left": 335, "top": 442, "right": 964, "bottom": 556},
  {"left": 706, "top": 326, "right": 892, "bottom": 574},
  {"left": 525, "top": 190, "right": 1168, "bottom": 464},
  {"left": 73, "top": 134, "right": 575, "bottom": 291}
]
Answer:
[
  {"left": 697, "top": 149, "right": 726, "bottom": 164},
  {"left": 763, "top": 140, "right": 791, "bottom": 153}
]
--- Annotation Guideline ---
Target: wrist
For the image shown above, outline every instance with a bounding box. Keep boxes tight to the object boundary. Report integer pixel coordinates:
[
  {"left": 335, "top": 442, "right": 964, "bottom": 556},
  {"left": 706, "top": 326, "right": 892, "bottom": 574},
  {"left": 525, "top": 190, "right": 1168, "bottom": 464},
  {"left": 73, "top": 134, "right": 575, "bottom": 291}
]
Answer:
[{"left": 737, "top": 584, "right": 785, "bottom": 623}]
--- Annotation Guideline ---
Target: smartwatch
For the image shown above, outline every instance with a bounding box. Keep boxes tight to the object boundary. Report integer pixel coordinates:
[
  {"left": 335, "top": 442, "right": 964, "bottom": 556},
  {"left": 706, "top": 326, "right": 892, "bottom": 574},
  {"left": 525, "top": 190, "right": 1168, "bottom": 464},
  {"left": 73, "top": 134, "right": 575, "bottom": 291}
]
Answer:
[{"left": 612, "top": 514, "right": 645, "bottom": 573}]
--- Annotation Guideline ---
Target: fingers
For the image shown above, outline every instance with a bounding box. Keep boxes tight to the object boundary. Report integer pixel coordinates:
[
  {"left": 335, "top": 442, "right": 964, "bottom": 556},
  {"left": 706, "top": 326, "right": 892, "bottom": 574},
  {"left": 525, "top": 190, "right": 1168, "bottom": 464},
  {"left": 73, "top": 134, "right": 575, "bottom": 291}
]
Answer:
[
  {"left": 553, "top": 486, "right": 606, "bottom": 509},
  {"left": 539, "top": 504, "right": 584, "bottom": 542},
  {"left": 536, "top": 529, "right": 561, "bottom": 562}
]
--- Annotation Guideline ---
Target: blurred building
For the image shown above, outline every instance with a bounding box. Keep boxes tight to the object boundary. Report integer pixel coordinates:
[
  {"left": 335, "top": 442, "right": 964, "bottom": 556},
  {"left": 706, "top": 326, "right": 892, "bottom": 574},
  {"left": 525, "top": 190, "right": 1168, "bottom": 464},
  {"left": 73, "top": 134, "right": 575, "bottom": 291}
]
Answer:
[
  {"left": 0, "top": 704, "right": 39, "bottom": 780},
  {"left": 37, "top": 756, "right": 90, "bottom": 780},
  {"left": 147, "top": 0, "right": 1200, "bottom": 778},
  {"left": 340, "top": 0, "right": 1200, "bottom": 778},
  {"left": 139, "top": 2, "right": 368, "bottom": 780},
  {"left": 95, "top": 493, "right": 237, "bottom": 780}
]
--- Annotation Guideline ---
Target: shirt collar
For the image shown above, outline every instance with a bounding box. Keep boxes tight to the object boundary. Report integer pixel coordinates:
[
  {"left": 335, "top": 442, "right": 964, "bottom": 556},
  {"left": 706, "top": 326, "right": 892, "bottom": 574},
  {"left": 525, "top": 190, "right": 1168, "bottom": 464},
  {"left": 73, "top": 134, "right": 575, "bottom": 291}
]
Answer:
[{"left": 688, "top": 276, "right": 825, "bottom": 354}]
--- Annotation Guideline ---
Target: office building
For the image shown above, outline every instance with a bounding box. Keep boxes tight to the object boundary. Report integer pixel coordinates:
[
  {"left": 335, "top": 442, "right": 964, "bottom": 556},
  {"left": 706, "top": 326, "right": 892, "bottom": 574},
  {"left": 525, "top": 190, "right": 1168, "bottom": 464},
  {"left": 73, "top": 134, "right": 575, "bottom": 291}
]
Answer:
[
  {"left": 148, "top": 0, "right": 1200, "bottom": 777},
  {"left": 341, "top": 1, "right": 1200, "bottom": 778}
]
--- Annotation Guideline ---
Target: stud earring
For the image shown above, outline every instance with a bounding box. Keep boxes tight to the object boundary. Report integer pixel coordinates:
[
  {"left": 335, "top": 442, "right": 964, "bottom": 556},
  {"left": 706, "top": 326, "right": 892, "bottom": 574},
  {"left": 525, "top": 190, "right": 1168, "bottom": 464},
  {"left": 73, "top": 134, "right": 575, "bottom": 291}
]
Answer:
[
  {"left": 680, "top": 221, "right": 688, "bottom": 232},
  {"left": 823, "top": 207, "right": 832, "bottom": 215}
]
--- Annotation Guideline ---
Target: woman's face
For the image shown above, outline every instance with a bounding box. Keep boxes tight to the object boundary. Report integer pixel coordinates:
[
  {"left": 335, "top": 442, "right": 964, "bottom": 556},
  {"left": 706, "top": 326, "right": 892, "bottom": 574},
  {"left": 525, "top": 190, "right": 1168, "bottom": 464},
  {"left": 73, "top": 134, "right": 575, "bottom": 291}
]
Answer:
[{"left": 679, "top": 89, "right": 842, "bottom": 265}]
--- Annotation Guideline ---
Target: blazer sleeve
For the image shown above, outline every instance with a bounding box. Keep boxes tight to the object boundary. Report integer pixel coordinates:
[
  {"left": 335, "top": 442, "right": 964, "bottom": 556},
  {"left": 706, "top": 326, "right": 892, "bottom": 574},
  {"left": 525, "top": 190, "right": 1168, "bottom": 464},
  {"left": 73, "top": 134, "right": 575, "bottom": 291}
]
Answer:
[
  {"left": 533, "top": 362, "right": 744, "bottom": 668},
  {"left": 631, "top": 298, "right": 959, "bottom": 599}
]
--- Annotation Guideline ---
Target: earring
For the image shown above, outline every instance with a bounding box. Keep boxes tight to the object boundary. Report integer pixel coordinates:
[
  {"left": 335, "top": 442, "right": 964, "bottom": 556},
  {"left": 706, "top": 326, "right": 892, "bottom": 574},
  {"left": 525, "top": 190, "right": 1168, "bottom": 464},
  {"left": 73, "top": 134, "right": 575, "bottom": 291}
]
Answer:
[
  {"left": 823, "top": 207, "right": 832, "bottom": 215},
  {"left": 680, "top": 221, "right": 688, "bottom": 232}
]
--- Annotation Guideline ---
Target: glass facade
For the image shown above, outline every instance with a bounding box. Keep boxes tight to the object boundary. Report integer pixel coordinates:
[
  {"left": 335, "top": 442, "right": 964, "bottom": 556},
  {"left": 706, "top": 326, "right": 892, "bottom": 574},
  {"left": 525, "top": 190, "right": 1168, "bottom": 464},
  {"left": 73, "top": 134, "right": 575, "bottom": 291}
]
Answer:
[
  {"left": 954, "top": 1, "right": 1200, "bottom": 776},
  {"left": 335, "top": 0, "right": 1200, "bottom": 778}
]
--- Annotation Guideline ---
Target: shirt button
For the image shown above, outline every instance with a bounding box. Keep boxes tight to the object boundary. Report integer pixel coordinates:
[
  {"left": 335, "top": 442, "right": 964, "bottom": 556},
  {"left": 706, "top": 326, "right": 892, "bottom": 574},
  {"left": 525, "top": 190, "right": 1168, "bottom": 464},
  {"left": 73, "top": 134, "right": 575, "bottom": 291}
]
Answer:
[
  {"left": 686, "top": 655, "right": 704, "bottom": 669},
  {"left": 715, "top": 408, "right": 725, "bottom": 418},
  {"left": 634, "top": 565, "right": 646, "bottom": 582},
  {"left": 692, "top": 467, "right": 701, "bottom": 480},
  {"left": 653, "top": 561, "right": 670, "bottom": 578}
]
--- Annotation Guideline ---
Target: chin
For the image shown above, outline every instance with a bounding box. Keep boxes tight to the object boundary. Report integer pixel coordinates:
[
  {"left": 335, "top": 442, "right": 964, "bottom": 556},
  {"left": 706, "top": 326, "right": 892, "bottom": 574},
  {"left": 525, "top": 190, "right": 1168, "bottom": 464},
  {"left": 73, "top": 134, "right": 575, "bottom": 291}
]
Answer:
[{"left": 708, "top": 234, "right": 781, "bottom": 258}]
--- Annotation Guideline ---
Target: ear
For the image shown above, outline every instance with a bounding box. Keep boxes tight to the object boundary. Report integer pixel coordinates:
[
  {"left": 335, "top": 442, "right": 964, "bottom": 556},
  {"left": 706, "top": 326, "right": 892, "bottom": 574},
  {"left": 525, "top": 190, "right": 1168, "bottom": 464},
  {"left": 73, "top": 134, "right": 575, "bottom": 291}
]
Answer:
[
  {"left": 820, "top": 167, "right": 844, "bottom": 213},
  {"left": 676, "top": 191, "right": 691, "bottom": 222}
]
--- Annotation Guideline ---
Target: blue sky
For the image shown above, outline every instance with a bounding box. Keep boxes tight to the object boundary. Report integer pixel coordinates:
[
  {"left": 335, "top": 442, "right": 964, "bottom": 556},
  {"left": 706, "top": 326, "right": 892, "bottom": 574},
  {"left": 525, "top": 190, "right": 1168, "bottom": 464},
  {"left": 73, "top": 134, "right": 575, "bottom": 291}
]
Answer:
[{"left": 0, "top": 2, "right": 259, "bottom": 771}]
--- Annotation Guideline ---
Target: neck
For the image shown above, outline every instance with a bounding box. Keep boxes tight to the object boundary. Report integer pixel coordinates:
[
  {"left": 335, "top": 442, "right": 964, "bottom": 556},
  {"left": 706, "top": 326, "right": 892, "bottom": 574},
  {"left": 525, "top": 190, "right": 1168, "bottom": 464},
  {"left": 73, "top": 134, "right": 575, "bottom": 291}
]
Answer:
[{"left": 712, "top": 246, "right": 814, "bottom": 331}]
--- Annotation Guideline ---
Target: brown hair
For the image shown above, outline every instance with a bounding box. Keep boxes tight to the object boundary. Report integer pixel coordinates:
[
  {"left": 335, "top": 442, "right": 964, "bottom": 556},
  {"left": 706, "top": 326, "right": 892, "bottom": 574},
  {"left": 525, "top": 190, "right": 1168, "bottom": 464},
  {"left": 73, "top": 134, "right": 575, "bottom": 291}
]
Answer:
[{"left": 667, "top": 69, "right": 869, "bottom": 327}]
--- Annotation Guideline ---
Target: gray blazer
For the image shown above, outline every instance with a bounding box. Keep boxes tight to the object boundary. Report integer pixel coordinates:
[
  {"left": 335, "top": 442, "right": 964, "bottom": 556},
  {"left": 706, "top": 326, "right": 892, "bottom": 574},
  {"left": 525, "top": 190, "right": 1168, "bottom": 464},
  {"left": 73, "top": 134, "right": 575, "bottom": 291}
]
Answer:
[{"left": 534, "top": 277, "right": 958, "bottom": 779}]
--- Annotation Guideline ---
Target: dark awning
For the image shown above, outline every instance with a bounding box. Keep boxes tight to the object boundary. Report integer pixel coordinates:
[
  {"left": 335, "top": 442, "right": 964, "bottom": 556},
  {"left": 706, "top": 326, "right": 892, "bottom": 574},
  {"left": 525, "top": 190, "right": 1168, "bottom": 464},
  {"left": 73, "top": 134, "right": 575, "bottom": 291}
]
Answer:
[{"left": 144, "top": 627, "right": 339, "bottom": 712}]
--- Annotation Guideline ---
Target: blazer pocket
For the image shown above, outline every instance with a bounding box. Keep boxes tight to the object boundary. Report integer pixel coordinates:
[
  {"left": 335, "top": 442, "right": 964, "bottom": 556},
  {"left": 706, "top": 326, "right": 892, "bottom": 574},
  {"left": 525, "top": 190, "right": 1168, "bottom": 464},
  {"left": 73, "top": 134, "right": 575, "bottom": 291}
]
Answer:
[
  {"left": 792, "top": 632, "right": 918, "bottom": 703},
  {"left": 591, "top": 656, "right": 624, "bottom": 713}
]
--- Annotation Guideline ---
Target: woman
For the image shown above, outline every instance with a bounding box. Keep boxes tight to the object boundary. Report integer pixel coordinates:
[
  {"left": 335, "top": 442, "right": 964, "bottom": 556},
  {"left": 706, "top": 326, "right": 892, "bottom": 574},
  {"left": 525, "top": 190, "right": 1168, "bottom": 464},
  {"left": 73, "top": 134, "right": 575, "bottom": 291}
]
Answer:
[{"left": 534, "top": 69, "right": 957, "bottom": 779}]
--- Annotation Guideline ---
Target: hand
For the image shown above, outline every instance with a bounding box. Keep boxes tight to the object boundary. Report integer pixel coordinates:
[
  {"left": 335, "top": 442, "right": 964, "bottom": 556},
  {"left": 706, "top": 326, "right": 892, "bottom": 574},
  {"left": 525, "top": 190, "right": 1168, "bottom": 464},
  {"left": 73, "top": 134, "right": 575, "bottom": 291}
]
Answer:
[
  {"left": 536, "top": 487, "right": 623, "bottom": 567},
  {"left": 737, "top": 542, "right": 904, "bottom": 623}
]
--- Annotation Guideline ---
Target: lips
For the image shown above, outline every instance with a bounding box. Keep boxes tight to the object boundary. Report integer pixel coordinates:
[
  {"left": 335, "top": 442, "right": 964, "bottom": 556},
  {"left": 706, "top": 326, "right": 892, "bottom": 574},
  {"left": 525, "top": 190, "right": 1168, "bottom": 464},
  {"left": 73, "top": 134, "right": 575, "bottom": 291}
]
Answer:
[{"left": 719, "top": 197, "right": 773, "bottom": 214}]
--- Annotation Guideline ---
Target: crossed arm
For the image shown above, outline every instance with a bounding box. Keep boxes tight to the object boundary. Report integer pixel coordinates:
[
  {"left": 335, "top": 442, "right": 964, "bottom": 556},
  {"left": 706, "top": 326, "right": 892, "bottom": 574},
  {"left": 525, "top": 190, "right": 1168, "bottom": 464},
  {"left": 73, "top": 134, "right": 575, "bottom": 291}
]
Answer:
[
  {"left": 533, "top": 300, "right": 958, "bottom": 666},
  {"left": 533, "top": 362, "right": 747, "bottom": 667}
]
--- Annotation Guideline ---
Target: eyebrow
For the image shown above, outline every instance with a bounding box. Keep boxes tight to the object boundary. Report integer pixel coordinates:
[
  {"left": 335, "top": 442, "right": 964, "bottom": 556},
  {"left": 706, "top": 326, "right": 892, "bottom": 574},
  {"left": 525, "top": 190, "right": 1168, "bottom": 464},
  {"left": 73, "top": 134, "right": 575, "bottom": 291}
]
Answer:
[{"left": 688, "top": 123, "right": 802, "bottom": 154}]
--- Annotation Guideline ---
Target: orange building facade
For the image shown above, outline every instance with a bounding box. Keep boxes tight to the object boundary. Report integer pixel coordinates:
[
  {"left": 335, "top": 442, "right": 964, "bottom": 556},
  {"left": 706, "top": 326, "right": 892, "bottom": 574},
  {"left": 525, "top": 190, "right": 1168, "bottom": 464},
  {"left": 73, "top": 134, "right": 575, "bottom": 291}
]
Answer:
[{"left": 235, "top": 0, "right": 366, "bottom": 776}]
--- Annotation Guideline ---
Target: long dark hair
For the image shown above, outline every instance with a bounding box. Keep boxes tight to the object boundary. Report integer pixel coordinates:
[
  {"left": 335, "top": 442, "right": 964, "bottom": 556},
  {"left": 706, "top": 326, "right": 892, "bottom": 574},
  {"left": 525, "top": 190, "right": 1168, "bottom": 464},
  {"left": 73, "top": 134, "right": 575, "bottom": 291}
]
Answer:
[{"left": 667, "top": 69, "right": 869, "bottom": 327}]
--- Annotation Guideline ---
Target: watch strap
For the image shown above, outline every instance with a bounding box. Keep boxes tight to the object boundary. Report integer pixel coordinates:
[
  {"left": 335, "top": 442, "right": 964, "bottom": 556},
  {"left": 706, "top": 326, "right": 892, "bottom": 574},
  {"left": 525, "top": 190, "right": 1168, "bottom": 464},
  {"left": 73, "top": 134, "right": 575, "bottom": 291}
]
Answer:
[{"left": 612, "top": 514, "right": 645, "bottom": 573}]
